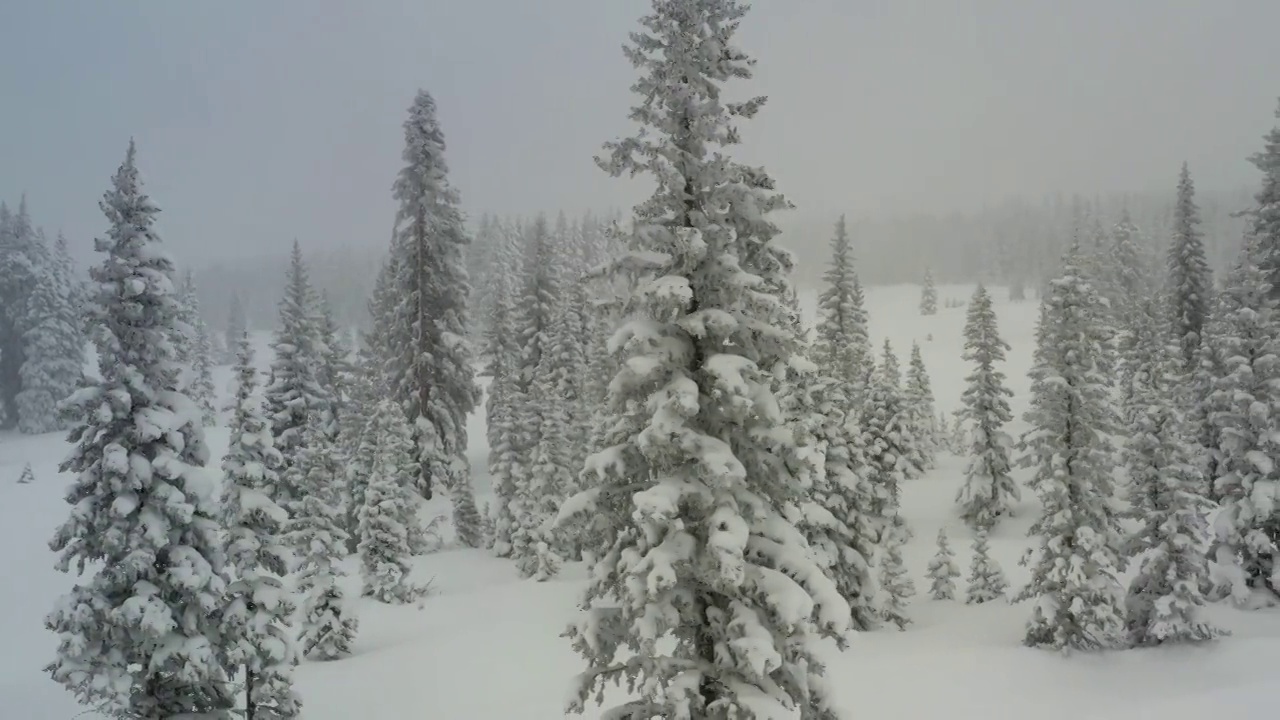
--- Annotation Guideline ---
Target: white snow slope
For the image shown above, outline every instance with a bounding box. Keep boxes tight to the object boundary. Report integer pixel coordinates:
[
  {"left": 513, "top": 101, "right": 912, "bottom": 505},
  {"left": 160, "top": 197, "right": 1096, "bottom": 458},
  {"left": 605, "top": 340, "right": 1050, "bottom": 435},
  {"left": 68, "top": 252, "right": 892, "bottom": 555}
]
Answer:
[{"left": 3, "top": 284, "right": 1278, "bottom": 719}]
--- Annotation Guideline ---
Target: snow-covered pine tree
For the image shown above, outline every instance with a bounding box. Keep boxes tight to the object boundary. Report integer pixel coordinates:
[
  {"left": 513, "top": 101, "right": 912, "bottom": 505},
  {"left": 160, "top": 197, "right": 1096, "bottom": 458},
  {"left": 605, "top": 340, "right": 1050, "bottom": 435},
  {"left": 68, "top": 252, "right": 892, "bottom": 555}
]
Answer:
[
  {"left": 225, "top": 293, "right": 248, "bottom": 364},
  {"left": 813, "top": 215, "right": 872, "bottom": 401},
  {"left": 17, "top": 462, "right": 34, "bottom": 484},
  {"left": 265, "top": 241, "right": 330, "bottom": 485},
  {"left": 53, "top": 231, "right": 87, "bottom": 321},
  {"left": 1206, "top": 236, "right": 1280, "bottom": 604},
  {"left": 481, "top": 220, "right": 526, "bottom": 554},
  {"left": 965, "top": 527, "right": 1008, "bottom": 604},
  {"left": 920, "top": 267, "right": 938, "bottom": 315},
  {"left": 358, "top": 398, "right": 429, "bottom": 601},
  {"left": 955, "top": 284, "right": 1019, "bottom": 530},
  {"left": 515, "top": 223, "right": 591, "bottom": 570},
  {"left": 880, "top": 337, "right": 901, "bottom": 389},
  {"left": 1187, "top": 297, "right": 1229, "bottom": 503},
  {"left": 927, "top": 528, "right": 960, "bottom": 600},
  {"left": 46, "top": 141, "right": 234, "bottom": 716},
  {"left": 1121, "top": 300, "right": 1224, "bottom": 645},
  {"left": 221, "top": 331, "right": 301, "bottom": 718},
  {"left": 863, "top": 340, "right": 925, "bottom": 516},
  {"left": 287, "top": 412, "right": 358, "bottom": 660},
  {"left": 185, "top": 282, "right": 217, "bottom": 425},
  {"left": 16, "top": 241, "right": 83, "bottom": 433},
  {"left": 879, "top": 525, "right": 916, "bottom": 629},
  {"left": 315, "top": 295, "right": 353, "bottom": 436},
  {"left": 905, "top": 341, "right": 938, "bottom": 465},
  {"left": 1015, "top": 244, "right": 1127, "bottom": 651},
  {"left": 1167, "top": 162, "right": 1213, "bottom": 373},
  {"left": 386, "top": 90, "right": 480, "bottom": 510},
  {"left": 781, "top": 363, "right": 879, "bottom": 631},
  {"left": 562, "top": 2, "right": 849, "bottom": 715},
  {"left": 1251, "top": 98, "right": 1280, "bottom": 302},
  {"left": 0, "top": 197, "right": 49, "bottom": 428}
]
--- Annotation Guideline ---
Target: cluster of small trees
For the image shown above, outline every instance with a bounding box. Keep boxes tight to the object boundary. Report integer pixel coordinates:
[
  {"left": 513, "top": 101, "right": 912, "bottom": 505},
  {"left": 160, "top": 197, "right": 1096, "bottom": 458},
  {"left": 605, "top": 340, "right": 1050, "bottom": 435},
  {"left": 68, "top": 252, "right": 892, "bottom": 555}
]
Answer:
[{"left": 0, "top": 199, "right": 85, "bottom": 433}]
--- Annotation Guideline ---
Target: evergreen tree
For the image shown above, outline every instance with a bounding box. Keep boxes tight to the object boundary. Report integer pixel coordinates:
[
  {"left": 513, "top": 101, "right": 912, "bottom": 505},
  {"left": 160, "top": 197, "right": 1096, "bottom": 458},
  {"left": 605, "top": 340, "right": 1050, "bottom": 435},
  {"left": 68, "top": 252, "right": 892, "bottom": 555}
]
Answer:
[
  {"left": 17, "top": 462, "right": 34, "bottom": 484},
  {"left": 965, "top": 527, "right": 1008, "bottom": 604},
  {"left": 1206, "top": 238, "right": 1280, "bottom": 603},
  {"left": 1250, "top": 98, "right": 1280, "bottom": 302},
  {"left": 920, "top": 267, "right": 938, "bottom": 315},
  {"left": 358, "top": 399, "right": 428, "bottom": 602},
  {"left": 563, "top": 3, "right": 849, "bottom": 715},
  {"left": 315, "top": 295, "right": 352, "bottom": 436},
  {"left": 16, "top": 246, "right": 83, "bottom": 433},
  {"left": 482, "top": 222, "right": 527, "bottom": 557},
  {"left": 878, "top": 525, "right": 916, "bottom": 630},
  {"left": 46, "top": 141, "right": 234, "bottom": 716},
  {"left": 225, "top": 293, "right": 248, "bottom": 364},
  {"left": 955, "top": 284, "right": 1019, "bottom": 530},
  {"left": 386, "top": 90, "right": 480, "bottom": 505},
  {"left": 188, "top": 303, "right": 216, "bottom": 425},
  {"left": 863, "top": 341, "right": 925, "bottom": 523},
  {"left": 1015, "top": 246, "right": 1127, "bottom": 651},
  {"left": 0, "top": 197, "right": 47, "bottom": 427},
  {"left": 1167, "top": 163, "right": 1213, "bottom": 373},
  {"left": 905, "top": 341, "right": 937, "bottom": 464},
  {"left": 221, "top": 332, "right": 301, "bottom": 718},
  {"left": 265, "top": 242, "right": 330, "bottom": 484},
  {"left": 287, "top": 413, "right": 358, "bottom": 661},
  {"left": 813, "top": 215, "right": 872, "bottom": 399},
  {"left": 927, "top": 528, "right": 960, "bottom": 600},
  {"left": 782, "top": 367, "right": 878, "bottom": 631},
  {"left": 1121, "top": 307, "right": 1223, "bottom": 645}
]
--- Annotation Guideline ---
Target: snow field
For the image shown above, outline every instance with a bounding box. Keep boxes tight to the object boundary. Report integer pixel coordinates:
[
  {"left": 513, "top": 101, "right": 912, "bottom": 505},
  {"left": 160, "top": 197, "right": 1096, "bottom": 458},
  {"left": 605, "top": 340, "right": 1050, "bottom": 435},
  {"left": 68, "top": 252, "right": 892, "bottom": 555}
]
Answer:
[{"left": 3, "top": 284, "right": 1279, "bottom": 719}]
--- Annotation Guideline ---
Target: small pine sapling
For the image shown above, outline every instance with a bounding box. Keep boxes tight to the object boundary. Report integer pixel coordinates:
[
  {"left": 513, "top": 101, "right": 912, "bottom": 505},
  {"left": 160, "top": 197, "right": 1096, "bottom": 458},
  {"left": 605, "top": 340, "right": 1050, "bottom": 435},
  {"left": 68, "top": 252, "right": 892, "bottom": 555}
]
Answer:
[
  {"left": 965, "top": 527, "right": 1008, "bottom": 604},
  {"left": 879, "top": 526, "right": 916, "bottom": 629},
  {"left": 17, "top": 462, "right": 34, "bottom": 484},
  {"left": 927, "top": 528, "right": 960, "bottom": 600}
]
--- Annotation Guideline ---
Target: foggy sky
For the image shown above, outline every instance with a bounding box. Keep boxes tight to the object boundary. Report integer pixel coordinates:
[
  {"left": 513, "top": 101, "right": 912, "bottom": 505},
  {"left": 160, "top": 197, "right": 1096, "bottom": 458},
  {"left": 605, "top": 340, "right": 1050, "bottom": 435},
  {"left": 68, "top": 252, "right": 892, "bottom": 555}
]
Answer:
[{"left": 2, "top": 0, "right": 1279, "bottom": 264}]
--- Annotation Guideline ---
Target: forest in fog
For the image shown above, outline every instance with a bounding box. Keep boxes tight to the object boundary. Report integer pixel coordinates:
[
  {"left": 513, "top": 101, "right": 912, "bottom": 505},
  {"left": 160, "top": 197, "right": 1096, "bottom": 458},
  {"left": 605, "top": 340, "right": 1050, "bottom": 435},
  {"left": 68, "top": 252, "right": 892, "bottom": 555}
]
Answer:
[{"left": 3, "top": 1, "right": 1280, "bottom": 719}]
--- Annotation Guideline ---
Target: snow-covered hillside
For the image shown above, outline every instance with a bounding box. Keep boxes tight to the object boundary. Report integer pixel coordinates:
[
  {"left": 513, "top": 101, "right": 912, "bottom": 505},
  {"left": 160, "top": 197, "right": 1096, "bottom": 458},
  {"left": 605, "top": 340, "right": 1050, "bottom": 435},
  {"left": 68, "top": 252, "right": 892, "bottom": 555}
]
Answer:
[{"left": 3, "top": 284, "right": 1278, "bottom": 719}]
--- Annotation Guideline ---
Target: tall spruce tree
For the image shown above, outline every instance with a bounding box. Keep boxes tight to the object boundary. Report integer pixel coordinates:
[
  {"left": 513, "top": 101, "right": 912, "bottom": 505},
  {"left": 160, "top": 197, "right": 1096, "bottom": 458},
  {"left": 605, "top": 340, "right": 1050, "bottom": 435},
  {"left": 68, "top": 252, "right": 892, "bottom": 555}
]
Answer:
[
  {"left": 265, "top": 241, "right": 330, "bottom": 484},
  {"left": 0, "top": 197, "right": 47, "bottom": 427},
  {"left": 1251, "top": 98, "right": 1280, "bottom": 302},
  {"left": 1015, "top": 245, "right": 1127, "bottom": 651},
  {"left": 15, "top": 245, "right": 83, "bottom": 433},
  {"left": 221, "top": 332, "right": 301, "bottom": 718},
  {"left": 955, "top": 284, "right": 1019, "bottom": 530},
  {"left": 905, "top": 342, "right": 937, "bottom": 465},
  {"left": 358, "top": 399, "right": 428, "bottom": 602},
  {"left": 1206, "top": 237, "right": 1280, "bottom": 603},
  {"left": 1167, "top": 163, "right": 1213, "bottom": 373},
  {"left": 562, "top": 2, "right": 849, "bottom": 716},
  {"left": 386, "top": 89, "right": 480, "bottom": 507},
  {"left": 225, "top": 293, "right": 248, "bottom": 363},
  {"left": 483, "top": 221, "right": 527, "bottom": 557},
  {"left": 46, "top": 141, "right": 234, "bottom": 716},
  {"left": 1121, "top": 299, "right": 1223, "bottom": 645},
  {"left": 781, "top": 365, "right": 879, "bottom": 631},
  {"left": 287, "top": 412, "right": 358, "bottom": 660},
  {"left": 813, "top": 215, "right": 872, "bottom": 399}
]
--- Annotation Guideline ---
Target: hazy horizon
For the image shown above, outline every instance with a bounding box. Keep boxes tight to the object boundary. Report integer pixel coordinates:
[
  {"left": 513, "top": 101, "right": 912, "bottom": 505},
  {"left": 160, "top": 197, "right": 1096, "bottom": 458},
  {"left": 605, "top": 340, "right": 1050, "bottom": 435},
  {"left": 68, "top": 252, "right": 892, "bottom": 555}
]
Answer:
[{"left": 3, "top": 0, "right": 1279, "bottom": 265}]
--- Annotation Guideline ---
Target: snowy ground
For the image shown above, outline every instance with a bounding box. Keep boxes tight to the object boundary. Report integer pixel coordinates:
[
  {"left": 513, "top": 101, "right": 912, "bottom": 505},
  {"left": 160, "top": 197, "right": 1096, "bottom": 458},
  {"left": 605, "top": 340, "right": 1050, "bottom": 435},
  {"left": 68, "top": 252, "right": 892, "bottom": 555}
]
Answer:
[{"left": 3, "top": 284, "right": 1279, "bottom": 719}]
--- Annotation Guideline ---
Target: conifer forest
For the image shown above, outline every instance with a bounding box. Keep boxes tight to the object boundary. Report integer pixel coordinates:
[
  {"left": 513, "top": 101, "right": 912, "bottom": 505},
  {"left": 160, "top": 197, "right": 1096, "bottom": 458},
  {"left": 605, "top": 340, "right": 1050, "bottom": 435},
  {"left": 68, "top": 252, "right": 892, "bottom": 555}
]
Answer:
[{"left": 3, "top": 1, "right": 1280, "bottom": 718}]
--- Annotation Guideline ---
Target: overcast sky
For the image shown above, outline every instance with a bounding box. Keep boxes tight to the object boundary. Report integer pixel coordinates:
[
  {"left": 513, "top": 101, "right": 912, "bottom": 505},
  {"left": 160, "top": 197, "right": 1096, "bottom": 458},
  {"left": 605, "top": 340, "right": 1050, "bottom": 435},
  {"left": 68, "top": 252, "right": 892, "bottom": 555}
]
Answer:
[{"left": 2, "top": 0, "right": 1278, "bottom": 263}]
